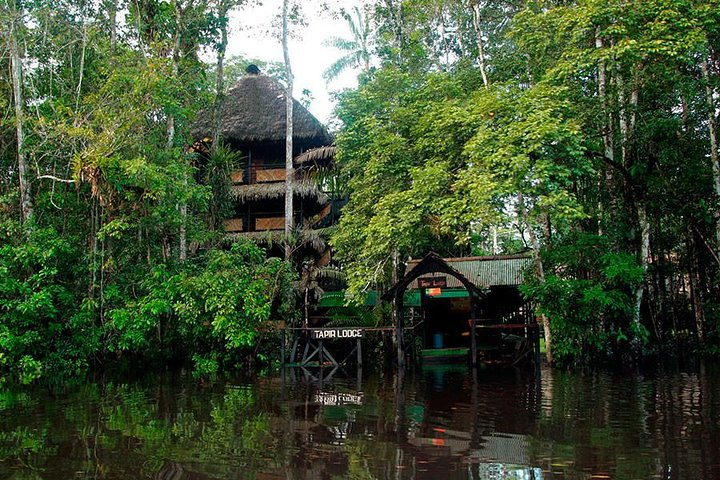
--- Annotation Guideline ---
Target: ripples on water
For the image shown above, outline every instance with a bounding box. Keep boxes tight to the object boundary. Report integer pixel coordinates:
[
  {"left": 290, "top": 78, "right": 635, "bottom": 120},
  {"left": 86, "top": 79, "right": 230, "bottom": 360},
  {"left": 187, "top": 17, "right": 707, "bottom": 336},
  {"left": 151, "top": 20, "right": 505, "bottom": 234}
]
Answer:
[{"left": 0, "top": 363, "right": 719, "bottom": 479}]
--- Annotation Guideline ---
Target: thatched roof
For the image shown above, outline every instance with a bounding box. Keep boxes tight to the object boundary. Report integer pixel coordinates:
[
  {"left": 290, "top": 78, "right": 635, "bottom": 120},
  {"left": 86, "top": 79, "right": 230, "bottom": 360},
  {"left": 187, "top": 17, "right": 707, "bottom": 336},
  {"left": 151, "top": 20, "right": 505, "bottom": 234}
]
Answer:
[
  {"left": 296, "top": 146, "right": 336, "bottom": 164},
  {"left": 191, "top": 68, "right": 332, "bottom": 146},
  {"left": 224, "top": 228, "right": 327, "bottom": 251},
  {"left": 225, "top": 230, "right": 284, "bottom": 244},
  {"left": 229, "top": 182, "right": 328, "bottom": 203}
]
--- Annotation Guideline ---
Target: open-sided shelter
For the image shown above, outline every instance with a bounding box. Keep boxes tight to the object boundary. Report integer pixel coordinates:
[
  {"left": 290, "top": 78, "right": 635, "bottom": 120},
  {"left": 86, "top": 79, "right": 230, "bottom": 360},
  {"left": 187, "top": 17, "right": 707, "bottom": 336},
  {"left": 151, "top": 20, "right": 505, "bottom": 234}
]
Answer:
[{"left": 384, "top": 253, "right": 539, "bottom": 366}]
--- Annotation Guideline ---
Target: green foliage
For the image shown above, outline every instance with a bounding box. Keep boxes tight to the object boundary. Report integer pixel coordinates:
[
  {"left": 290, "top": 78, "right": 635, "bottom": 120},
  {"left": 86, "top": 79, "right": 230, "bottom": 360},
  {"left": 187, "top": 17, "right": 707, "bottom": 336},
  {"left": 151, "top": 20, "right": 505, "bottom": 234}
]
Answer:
[
  {"left": 106, "top": 239, "right": 295, "bottom": 370},
  {"left": 0, "top": 227, "right": 98, "bottom": 382},
  {"left": 332, "top": 66, "right": 591, "bottom": 299},
  {"left": 0, "top": 0, "right": 305, "bottom": 381},
  {"left": 446, "top": 83, "right": 590, "bottom": 241},
  {"left": 522, "top": 234, "right": 644, "bottom": 366},
  {"left": 331, "top": 67, "right": 488, "bottom": 298}
]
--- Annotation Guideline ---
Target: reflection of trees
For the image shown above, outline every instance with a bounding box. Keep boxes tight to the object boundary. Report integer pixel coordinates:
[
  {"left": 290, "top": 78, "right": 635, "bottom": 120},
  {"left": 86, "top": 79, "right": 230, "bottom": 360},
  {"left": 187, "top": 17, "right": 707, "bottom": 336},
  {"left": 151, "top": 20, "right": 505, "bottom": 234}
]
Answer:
[
  {"left": 528, "top": 367, "right": 720, "bottom": 479},
  {"left": 0, "top": 381, "right": 276, "bottom": 479},
  {"left": 0, "top": 368, "right": 718, "bottom": 479}
]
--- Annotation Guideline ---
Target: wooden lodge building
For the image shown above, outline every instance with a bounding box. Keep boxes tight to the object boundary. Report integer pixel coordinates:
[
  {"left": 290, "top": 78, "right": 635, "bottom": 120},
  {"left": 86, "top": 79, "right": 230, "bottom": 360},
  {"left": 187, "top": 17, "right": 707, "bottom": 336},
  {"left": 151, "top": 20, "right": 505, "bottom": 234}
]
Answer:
[{"left": 191, "top": 65, "right": 336, "bottom": 264}]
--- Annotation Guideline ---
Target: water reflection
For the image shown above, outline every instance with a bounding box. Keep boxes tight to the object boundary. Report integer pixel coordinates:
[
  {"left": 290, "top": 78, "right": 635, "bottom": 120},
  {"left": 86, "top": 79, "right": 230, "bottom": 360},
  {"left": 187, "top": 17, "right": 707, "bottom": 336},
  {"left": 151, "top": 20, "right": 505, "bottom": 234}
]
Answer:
[{"left": 0, "top": 363, "right": 719, "bottom": 479}]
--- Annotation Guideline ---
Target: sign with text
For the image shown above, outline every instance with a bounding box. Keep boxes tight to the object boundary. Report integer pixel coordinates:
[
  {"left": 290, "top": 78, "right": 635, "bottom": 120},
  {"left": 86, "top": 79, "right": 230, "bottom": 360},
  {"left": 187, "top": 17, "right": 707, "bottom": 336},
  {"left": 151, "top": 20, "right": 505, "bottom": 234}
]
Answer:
[
  {"left": 310, "top": 328, "right": 364, "bottom": 340},
  {"left": 313, "top": 391, "right": 364, "bottom": 405},
  {"left": 418, "top": 276, "right": 447, "bottom": 288}
]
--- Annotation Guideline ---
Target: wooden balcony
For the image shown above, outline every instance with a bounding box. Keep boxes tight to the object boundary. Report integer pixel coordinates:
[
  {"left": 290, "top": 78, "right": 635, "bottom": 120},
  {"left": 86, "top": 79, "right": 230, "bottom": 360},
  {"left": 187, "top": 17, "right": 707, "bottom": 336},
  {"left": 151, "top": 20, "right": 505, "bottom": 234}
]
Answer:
[
  {"left": 255, "top": 168, "right": 285, "bottom": 183},
  {"left": 223, "top": 215, "right": 287, "bottom": 233},
  {"left": 230, "top": 170, "right": 245, "bottom": 184},
  {"left": 223, "top": 218, "right": 244, "bottom": 232},
  {"left": 255, "top": 216, "right": 284, "bottom": 230},
  {"left": 229, "top": 165, "right": 287, "bottom": 185}
]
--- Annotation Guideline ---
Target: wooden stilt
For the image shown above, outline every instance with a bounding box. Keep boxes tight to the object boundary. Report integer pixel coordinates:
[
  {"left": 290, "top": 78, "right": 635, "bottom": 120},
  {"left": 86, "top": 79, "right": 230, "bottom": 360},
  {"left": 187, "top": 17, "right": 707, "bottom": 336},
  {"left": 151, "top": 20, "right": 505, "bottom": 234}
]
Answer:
[
  {"left": 471, "top": 317, "right": 477, "bottom": 367},
  {"left": 395, "top": 291, "right": 404, "bottom": 368},
  {"left": 301, "top": 337, "right": 310, "bottom": 364},
  {"left": 281, "top": 328, "right": 286, "bottom": 366},
  {"left": 321, "top": 344, "right": 339, "bottom": 366},
  {"left": 290, "top": 335, "right": 298, "bottom": 363}
]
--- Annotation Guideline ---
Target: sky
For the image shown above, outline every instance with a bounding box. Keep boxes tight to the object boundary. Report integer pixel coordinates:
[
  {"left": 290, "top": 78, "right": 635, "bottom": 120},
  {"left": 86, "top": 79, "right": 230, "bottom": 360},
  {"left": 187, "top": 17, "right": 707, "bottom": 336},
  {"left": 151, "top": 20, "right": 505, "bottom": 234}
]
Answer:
[{"left": 224, "top": 0, "right": 362, "bottom": 126}]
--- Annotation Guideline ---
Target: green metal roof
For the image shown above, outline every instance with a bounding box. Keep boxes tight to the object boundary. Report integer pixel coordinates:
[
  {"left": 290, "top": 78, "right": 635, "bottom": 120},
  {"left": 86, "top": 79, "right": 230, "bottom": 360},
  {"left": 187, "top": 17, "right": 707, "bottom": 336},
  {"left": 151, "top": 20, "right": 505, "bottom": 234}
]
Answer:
[{"left": 406, "top": 255, "right": 531, "bottom": 289}]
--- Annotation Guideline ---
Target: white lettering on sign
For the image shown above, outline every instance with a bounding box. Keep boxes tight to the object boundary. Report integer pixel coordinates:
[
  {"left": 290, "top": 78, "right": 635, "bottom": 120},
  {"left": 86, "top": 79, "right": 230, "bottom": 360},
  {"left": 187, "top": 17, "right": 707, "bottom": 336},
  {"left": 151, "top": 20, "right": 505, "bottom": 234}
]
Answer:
[
  {"left": 313, "top": 392, "right": 364, "bottom": 405},
  {"left": 310, "top": 328, "right": 364, "bottom": 340}
]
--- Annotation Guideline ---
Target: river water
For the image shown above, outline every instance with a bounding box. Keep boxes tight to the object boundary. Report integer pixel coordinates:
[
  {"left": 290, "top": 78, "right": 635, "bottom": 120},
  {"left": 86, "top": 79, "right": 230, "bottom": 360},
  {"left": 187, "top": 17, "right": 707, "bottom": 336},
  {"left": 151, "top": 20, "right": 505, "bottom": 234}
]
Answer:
[{"left": 0, "top": 363, "right": 719, "bottom": 479}]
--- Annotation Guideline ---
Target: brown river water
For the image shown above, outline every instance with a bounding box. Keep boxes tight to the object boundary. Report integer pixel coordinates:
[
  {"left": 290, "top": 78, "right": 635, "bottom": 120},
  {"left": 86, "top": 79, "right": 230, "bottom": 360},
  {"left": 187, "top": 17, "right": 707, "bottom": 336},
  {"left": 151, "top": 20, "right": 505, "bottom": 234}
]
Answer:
[{"left": 0, "top": 363, "right": 719, "bottom": 479}]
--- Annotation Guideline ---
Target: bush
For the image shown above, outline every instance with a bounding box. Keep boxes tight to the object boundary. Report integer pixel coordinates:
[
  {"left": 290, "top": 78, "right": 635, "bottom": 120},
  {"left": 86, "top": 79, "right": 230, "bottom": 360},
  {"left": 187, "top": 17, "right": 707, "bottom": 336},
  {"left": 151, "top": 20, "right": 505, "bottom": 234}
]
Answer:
[
  {"left": 0, "top": 227, "right": 97, "bottom": 382},
  {"left": 522, "top": 233, "right": 643, "bottom": 366},
  {"left": 106, "top": 238, "right": 295, "bottom": 371}
]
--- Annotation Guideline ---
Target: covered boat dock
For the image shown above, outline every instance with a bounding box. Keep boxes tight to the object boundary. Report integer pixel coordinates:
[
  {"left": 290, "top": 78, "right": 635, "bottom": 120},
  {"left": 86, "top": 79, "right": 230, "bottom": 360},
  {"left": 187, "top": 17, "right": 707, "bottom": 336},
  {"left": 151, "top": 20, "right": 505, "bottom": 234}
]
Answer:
[{"left": 383, "top": 253, "right": 541, "bottom": 367}]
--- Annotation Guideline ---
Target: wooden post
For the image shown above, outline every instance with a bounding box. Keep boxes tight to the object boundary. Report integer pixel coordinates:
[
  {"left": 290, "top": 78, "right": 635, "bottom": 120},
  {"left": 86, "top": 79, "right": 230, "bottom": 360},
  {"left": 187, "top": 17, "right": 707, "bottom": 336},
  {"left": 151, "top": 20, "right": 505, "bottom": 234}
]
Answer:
[
  {"left": 356, "top": 337, "right": 362, "bottom": 367},
  {"left": 534, "top": 324, "right": 541, "bottom": 367},
  {"left": 470, "top": 292, "right": 478, "bottom": 366},
  {"left": 247, "top": 149, "right": 252, "bottom": 183},
  {"left": 319, "top": 339, "right": 323, "bottom": 366},
  {"left": 471, "top": 317, "right": 477, "bottom": 367},
  {"left": 395, "top": 291, "right": 404, "bottom": 368},
  {"left": 290, "top": 334, "right": 298, "bottom": 363},
  {"left": 301, "top": 336, "right": 310, "bottom": 365}
]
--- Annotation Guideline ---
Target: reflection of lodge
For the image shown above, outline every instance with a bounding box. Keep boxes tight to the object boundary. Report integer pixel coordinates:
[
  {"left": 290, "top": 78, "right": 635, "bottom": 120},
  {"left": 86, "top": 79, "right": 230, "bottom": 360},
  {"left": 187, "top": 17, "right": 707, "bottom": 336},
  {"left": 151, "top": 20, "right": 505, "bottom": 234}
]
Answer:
[
  {"left": 191, "top": 65, "right": 337, "bottom": 263},
  {"left": 257, "top": 368, "right": 543, "bottom": 479}
]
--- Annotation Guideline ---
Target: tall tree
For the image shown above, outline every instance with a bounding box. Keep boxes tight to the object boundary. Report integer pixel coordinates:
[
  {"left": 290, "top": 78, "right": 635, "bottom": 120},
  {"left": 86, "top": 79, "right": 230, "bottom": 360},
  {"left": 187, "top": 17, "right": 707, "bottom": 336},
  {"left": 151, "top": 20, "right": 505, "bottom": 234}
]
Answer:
[
  {"left": 4, "top": 0, "right": 33, "bottom": 226},
  {"left": 282, "top": 0, "right": 294, "bottom": 261}
]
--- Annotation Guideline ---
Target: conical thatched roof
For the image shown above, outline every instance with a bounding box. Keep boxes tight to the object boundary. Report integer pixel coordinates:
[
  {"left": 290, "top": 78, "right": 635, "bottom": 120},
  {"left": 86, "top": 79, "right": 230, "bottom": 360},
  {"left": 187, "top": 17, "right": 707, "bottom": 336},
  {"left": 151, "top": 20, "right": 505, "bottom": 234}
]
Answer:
[{"left": 191, "top": 68, "right": 332, "bottom": 146}]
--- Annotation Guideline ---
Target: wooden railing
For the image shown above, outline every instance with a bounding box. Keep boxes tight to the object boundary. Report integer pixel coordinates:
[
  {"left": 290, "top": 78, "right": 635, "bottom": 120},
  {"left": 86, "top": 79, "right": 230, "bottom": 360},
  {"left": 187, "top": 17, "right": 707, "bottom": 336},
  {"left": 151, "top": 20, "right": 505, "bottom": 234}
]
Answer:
[
  {"left": 229, "top": 164, "right": 286, "bottom": 185},
  {"left": 224, "top": 213, "right": 305, "bottom": 233},
  {"left": 255, "top": 168, "right": 285, "bottom": 183},
  {"left": 255, "top": 216, "right": 284, "bottom": 230},
  {"left": 223, "top": 218, "right": 244, "bottom": 232}
]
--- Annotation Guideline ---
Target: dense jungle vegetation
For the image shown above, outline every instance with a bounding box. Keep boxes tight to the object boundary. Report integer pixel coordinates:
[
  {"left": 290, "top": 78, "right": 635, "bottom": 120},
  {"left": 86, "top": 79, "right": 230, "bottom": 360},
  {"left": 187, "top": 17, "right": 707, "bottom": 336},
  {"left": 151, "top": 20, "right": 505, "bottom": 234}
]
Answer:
[{"left": 1, "top": 0, "right": 720, "bottom": 381}]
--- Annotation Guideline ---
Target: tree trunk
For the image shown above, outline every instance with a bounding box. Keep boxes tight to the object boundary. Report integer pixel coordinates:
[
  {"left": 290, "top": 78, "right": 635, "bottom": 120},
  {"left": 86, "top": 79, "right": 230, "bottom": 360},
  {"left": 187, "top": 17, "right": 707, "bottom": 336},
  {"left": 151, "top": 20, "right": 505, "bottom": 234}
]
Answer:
[
  {"left": 687, "top": 225, "right": 706, "bottom": 345},
  {"left": 633, "top": 200, "right": 650, "bottom": 348},
  {"left": 169, "top": 3, "right": 187, "bottom": 261},
  {"left": 212, "top": 0, "right": 229, "bottom": 150},
  {"left": 518, "top": 193, "right": 552, "bottom": 363},
  {"left": 596, "top": 28, "right": 615, "bottom": 230},
  {"left": 9, "top": 11, "right": 33, "bottom": 226},
  {"left": 282, "top": 0, "right": 294, "bottom": 261},
  {"left": 75, "top": 21, "right": 87, "bottom": 112},
  {"left": 108, "top": 0, "right": 117, "bottom": 52},
  {"left": 471, "top": 2, "right": 489, "bottom": 88},
  {"left": 618, "top": 66, "right": 646, "bottom": 356},
  {"left": 701, "top": 60, "right": 720, "bottom": 254},
  {"left": 491, "top": 226, "right": 498, "bottom": 254}
]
